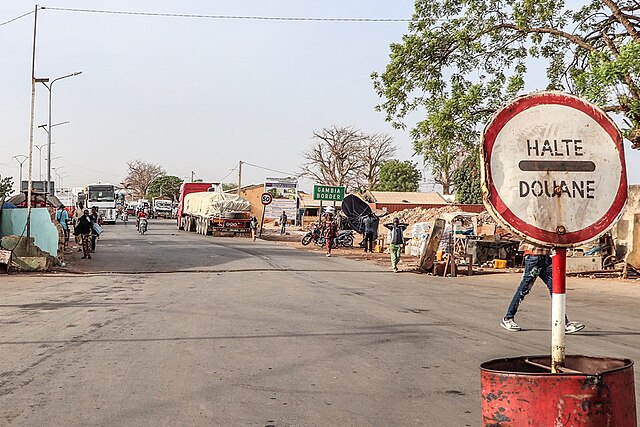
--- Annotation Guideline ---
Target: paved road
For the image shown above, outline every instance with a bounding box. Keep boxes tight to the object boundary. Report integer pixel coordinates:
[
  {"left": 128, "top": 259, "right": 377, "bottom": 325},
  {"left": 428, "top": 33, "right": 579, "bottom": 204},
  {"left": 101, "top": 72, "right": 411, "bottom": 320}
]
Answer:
[{"left": 1, "top": 220, "right": 639, "bottom": 425}]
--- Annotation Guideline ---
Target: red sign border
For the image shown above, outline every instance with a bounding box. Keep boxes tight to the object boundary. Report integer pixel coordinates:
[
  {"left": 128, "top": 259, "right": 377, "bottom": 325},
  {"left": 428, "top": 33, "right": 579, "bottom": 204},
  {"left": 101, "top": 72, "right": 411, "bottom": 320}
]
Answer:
[
  {"left": 482, "top": 91, "right": 627, "bottom": 246},
  {"left": 261, "top": 192, "right": 273, "bottom": 206}
]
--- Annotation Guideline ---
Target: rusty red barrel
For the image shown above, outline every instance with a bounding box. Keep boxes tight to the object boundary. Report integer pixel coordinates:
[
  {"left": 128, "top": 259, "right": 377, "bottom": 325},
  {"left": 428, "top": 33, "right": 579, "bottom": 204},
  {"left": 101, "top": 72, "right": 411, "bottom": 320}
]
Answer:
[{"left": 480, "top": 355, "right": 636, "bottom": 426}]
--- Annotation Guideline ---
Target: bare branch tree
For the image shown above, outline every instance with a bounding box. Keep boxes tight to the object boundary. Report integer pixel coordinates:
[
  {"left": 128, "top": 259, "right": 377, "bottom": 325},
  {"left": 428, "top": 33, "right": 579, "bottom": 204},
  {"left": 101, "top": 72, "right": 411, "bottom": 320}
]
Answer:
[
  {"left": 301, "top": 126, "right": 367, "bottom": 191},
  {"left": 123, "top": 160, "right": 165, "bottom": 199},
  {"left": 355, "top": 133, "right": 397, "bottom": 191}
]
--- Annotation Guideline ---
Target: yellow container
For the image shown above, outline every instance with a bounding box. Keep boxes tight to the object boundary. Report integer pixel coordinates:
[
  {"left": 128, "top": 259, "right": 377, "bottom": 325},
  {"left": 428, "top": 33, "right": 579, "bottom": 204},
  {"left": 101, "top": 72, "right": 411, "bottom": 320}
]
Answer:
[
  {"left": 493, "top": 259, "right": 507, "bottom": 269},
  {"left": 436, "top": 250, "right": 444, "bottom": 261}
]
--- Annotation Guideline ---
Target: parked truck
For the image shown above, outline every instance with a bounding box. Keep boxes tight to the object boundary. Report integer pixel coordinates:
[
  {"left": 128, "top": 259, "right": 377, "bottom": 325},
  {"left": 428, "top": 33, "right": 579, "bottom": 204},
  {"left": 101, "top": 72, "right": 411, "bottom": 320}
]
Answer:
[{"left": 177, "top": 182, "right": 252, "bottom": 236}]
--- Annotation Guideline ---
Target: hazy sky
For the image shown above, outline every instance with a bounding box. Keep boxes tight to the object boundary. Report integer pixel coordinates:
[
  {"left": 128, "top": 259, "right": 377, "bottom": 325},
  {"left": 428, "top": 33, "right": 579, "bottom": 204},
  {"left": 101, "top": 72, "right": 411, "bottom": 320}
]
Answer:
[{"left": 1, "top": 1, "right": 639, "bottom": 194}]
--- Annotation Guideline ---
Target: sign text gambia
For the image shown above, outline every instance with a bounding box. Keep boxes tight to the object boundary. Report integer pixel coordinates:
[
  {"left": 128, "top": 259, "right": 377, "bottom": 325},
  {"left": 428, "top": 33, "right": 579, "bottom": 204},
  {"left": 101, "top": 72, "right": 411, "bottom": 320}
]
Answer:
[{"left": 518, "top": 138, "right": 595, "bottom": 199}]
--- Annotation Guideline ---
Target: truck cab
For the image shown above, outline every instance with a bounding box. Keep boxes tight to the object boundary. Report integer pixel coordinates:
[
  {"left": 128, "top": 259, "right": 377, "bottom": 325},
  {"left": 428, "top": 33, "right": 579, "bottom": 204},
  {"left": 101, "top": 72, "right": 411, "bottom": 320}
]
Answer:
[{"left": 176, "top": 182, "right": 222, "bottom": 229}]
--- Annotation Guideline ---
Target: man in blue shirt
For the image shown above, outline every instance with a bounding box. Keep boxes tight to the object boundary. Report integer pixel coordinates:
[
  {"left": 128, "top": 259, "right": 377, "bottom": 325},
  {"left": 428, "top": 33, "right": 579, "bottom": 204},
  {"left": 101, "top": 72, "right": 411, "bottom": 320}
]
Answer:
[{"left": 55, "top": 205, "right": 70, "bottom": 248}]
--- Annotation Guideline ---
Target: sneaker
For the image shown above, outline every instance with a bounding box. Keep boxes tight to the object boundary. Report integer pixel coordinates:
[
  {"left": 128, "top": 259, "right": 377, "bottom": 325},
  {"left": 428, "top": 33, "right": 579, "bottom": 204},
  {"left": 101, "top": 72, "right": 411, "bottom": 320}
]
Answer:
[
  {"left": 326, "top": 253, "right": 331, "bottom": 257},
  {"left": 393, "top": 268, "right": 398, "bottom": 273},
  {"left": 565, "top": 321, "right": 585, "bottom": 334},
  {"left": 500, "top": 318, "right": 521, "bottom": 332}
]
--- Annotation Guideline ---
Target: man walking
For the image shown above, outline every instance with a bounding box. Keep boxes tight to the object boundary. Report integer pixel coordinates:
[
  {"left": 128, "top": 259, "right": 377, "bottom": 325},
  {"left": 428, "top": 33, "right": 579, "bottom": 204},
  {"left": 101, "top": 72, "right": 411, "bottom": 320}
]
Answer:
[
  {"left": 279, "top": 211, "right": 288, "bottom": 235},
  {"left": 55, "top": 205, "right": 70, "bottom": 249},
  {"left": 384, "top": 218, "right": 408, "bottom": 272},
  {"left": 250, "top": 216, "right": 259, "bottom": 241},
  {"left": 89, "top": 207, "right": 101, "bottom": 253},
  {"left": 73, "top": 210, "right": 93, "bottom": 259},
  {"left": 501, "top": 242, "right": 585, "bottom": 333},
  {"left": 363, "top": 213, "right": 377, "bottom": 253}
]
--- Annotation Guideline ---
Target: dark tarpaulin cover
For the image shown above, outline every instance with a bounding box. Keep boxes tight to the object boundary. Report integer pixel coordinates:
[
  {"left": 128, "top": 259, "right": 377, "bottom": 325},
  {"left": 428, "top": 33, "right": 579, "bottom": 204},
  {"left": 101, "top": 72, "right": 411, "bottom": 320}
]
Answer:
[{"left": 340, "top": 194, "right": 374, "bottom": 235}]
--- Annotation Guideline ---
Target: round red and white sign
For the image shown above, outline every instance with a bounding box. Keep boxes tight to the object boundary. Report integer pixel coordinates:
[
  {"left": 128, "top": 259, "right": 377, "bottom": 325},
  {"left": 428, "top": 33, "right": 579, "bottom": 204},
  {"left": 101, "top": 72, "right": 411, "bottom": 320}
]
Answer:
[
  {"left": 261, "top": 192, "right": 273, "bottom": 206},
  {"left": 480, "top": 91, "right": 627, "bottom": 247}
]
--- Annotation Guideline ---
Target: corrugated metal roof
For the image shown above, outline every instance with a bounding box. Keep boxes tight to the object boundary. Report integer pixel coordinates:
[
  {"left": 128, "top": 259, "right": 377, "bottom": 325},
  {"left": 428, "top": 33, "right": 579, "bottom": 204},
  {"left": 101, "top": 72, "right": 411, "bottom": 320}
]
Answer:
[{"left": 368, "top": 191, "right": 448, "bottom": 205}]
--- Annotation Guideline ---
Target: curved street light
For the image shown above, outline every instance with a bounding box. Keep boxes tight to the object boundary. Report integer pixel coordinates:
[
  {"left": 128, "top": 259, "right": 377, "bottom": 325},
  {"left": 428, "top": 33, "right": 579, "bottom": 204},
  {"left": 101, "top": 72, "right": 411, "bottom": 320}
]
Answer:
[{"left": 35, "top": 71, "right": 82, "bottom": 194}]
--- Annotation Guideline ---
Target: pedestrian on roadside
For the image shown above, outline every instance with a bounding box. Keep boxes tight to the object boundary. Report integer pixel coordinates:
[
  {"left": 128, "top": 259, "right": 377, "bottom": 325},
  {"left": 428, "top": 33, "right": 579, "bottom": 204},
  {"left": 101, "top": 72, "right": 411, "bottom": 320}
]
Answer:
[
  {"left": 55, "top": 205, "right": 70, "bottom": 249},
  {"left": 363, "top": 213, "right": 377, "bottom": 253},
  {"left": 384, "top": 218, "right": 408, "bottom": 272},
  {"left": 500, "top": 242, "right": 585, "bottom": 334},
  {"left": 73, "top": 209, "right": 93, "bottom": 259},
  {"left": 250, "top": 216, "right": 259, "bottom": 241},
  {"left": 72, "top": 205, "right": 84, "bottom": 251},
  {"left": 323, "top": 212, "right": 338, "bottom": 257},
  {"left": 279, "top": 211, "right": 288, "bottom": 235},
  {"left": 89, "top": 207, "right": 101, "bottom": 253}
]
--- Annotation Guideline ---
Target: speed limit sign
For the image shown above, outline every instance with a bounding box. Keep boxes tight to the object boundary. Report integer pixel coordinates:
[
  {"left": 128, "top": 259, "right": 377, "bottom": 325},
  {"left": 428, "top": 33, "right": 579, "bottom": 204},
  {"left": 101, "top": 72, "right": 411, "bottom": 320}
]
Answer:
[{"left": 261, "top": 192, "right": 273, "bottom": 206}]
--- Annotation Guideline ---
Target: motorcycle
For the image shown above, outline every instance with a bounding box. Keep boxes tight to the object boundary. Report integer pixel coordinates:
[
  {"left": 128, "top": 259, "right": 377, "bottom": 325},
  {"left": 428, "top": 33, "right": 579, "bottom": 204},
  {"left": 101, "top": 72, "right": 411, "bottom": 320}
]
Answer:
[
  {"left": 301, "top": 224, "right": 322, "bottom": 246},
  {"left": 335, "top": 230, "right": 354, "bottom": 247},
  {"left": 138, "top": 217, "right": 148, "bottom": 235},
  {"left": 316, "top": 229, "right": 354, "bottom": 249}
]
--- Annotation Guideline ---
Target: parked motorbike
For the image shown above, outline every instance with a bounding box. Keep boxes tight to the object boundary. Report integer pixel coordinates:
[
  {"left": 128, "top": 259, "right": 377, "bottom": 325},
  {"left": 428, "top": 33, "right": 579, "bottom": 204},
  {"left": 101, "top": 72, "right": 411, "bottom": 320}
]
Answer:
[
  {"left": 138, "top": 217, "right": 148, "bottom": 235},
  {"left": 335, "top": 230, "right": 354, "bottom": 247},
  {"left": 316, "top": 230, "right": 354, "bottom": 249},
  {"left": 301, "top": 224, "right": 322, "bottom": 246}
]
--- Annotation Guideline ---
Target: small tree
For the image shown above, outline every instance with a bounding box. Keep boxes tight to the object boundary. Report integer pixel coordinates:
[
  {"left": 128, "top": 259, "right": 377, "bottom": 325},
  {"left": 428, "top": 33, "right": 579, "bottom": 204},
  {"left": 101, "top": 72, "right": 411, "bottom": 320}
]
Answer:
[
  {"left": 453, "top": 152, "right": 482, "bottom": 204},
  {"left": 0, "top": 175, "right": 14, "bottom": 199},
  {"left": 147, "top": 175, "right": 183, "bottom": 201},
  {"left": 374, "top": 160, "right": 421, "bottom": 192},
  {"left": 222, "top": 183, "right": 238, "bottom": 192},
  {"left": 123, "top": 160, "right": 165, "bottom": 199}
]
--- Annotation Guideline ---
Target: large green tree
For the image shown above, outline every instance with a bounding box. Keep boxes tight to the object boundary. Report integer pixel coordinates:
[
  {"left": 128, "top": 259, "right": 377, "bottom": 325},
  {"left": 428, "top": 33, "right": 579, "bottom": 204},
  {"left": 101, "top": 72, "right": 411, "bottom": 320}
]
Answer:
[
  {"left": 374, "top": 160, "right": 421, "bottom": 192},
  {"left": 147, "top": 175, "right": 183, "bottom": 201},
  {"left": 373, "top": 0, "right": 640, "bottom": 194}
]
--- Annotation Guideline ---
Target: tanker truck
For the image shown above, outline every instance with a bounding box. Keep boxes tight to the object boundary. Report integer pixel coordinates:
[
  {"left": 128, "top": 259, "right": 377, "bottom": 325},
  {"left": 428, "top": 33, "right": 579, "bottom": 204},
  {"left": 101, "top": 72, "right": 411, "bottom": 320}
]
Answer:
[{"left": 178, "top": 183, "right": 252, "bottom": 236}]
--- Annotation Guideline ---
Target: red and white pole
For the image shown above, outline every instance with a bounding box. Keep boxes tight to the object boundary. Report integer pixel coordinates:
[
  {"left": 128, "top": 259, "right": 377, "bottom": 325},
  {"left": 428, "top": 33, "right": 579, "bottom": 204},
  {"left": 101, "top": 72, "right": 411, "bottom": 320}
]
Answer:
[{"left": 551, "top": 247, "right": 567, "bottom": 373}]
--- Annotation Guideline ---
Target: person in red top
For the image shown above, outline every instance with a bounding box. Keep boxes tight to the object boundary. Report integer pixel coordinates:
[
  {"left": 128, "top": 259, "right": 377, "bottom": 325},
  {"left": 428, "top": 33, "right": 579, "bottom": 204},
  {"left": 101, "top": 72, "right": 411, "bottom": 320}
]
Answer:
[
  {"left": 322, "top": 212, "right": 338, "bottom": 257},
  {"left": 500, "top": 242, "right": 585, "bottom": 333},
  {"left": 136, "top": 209, "right": 147, "bottom": 231}
]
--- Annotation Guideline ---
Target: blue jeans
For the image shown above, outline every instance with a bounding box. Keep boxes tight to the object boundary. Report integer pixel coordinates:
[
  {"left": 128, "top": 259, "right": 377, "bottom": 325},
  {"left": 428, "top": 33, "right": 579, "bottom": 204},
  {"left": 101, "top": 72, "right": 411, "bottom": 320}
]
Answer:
[{"left": 505, "top": 255, "right": 559, "bottom": 320}]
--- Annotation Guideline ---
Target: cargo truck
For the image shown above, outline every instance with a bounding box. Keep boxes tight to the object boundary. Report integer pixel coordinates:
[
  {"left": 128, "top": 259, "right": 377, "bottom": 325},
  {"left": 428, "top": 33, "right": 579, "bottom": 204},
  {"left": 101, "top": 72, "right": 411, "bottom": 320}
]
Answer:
[{"left": 177, "top": 182, "right": 252, "bottom": 236}]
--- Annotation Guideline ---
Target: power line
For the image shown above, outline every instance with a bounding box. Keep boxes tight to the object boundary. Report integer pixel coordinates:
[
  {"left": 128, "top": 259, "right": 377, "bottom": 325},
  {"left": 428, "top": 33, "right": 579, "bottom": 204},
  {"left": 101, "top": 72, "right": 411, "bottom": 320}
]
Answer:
[
  {"left": 242, "top": 161, "right": 298, "bottom": 177},
  {"left": 0, "top": 10, "right": 34, "bottom": 27},
  {"left": 42, "top": 7, "right": 412, "bottom": 23},
  {"left": 217, "top": 165, "right": 238, "bottom": 183}
]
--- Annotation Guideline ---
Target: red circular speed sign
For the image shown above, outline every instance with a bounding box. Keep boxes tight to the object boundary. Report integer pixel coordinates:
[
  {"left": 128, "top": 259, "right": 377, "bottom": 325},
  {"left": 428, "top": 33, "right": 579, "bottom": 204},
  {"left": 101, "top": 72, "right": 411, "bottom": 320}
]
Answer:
[
  {"left": 261, "top": 192, "right": 273, "bottom": 206},
  {"left": 480, "top": 91, "right": 627, "bottom": 247}
]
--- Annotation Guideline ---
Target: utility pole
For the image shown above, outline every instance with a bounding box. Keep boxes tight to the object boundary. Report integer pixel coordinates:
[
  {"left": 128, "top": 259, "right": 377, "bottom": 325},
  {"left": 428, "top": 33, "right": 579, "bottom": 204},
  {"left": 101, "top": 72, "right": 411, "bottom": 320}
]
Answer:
[
  {"left": 237, "top": 160, "right": 243, "bottom": 195},
  {"left": 191, "top": 171, "right": 195, "bottom": 183},
  {"left": 26, "top": 4, "right": 39, "bottom": 239}
]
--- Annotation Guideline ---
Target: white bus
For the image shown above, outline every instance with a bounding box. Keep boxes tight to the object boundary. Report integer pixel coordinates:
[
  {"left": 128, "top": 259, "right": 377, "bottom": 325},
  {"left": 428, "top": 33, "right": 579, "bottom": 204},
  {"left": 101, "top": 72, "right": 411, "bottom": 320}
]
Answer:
[{"left": 85, "top": 183, "right": 117, "bottom": 224}]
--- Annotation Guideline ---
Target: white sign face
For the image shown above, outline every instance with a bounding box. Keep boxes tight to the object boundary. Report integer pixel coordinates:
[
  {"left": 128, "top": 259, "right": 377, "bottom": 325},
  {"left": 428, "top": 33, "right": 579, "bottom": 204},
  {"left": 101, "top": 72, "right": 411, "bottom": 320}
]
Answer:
[
  {"left": 264, "top": 177, "right": 298, "bottom": 219},
  {"left": 481, "top": 92, "right": 627, "bottom": 246}
]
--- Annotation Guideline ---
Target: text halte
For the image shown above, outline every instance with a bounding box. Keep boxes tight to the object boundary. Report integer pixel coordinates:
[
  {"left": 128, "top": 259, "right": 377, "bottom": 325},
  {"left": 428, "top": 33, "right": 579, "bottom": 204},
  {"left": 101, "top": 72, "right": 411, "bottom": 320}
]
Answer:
[
  {"left": 527, "top": 139, "right": 584, "bottom": 157},
  {"left": 519, "top": 180, "right": 595, "bottom": 199}
]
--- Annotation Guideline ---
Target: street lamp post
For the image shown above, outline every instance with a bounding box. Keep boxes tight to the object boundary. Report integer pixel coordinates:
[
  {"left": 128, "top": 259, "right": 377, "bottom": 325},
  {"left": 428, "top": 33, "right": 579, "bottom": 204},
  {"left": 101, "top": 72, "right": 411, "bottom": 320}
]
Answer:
[
  {"left": 12, "top": 155, "right": 28, "bottom": 191},
  {"left": 34, "top": 143, "right": 46, "bottom": 180},
  {"left": 35, "top": 71, "right": 81, "bottom": 196}
]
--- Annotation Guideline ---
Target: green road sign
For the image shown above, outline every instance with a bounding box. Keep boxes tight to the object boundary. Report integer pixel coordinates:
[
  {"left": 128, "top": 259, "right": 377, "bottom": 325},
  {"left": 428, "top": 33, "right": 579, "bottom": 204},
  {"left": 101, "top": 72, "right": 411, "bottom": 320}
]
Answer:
[{"left": 313, "top": 185, "right": 345, "bottom": 201}]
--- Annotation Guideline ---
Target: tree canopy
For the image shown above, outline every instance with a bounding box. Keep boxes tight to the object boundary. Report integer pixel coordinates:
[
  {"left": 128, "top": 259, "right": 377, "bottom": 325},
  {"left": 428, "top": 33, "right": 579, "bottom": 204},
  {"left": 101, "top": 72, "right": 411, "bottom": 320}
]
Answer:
[
  {"left": 373, "top": 0, "right": 640, "bottom": 193},
  {"left": 147, "top": 175, "right": 183, "bottom": 201},
  {"left": 374, "top": 160, "right": 421, "bottom": 192}
]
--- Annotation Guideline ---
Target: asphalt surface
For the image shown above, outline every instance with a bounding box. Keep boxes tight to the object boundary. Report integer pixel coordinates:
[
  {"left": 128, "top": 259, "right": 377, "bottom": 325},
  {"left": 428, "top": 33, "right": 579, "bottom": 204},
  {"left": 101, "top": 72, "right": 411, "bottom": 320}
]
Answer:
[{"left": 1, "top": 219, "right": 639, "bottom": 426}]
